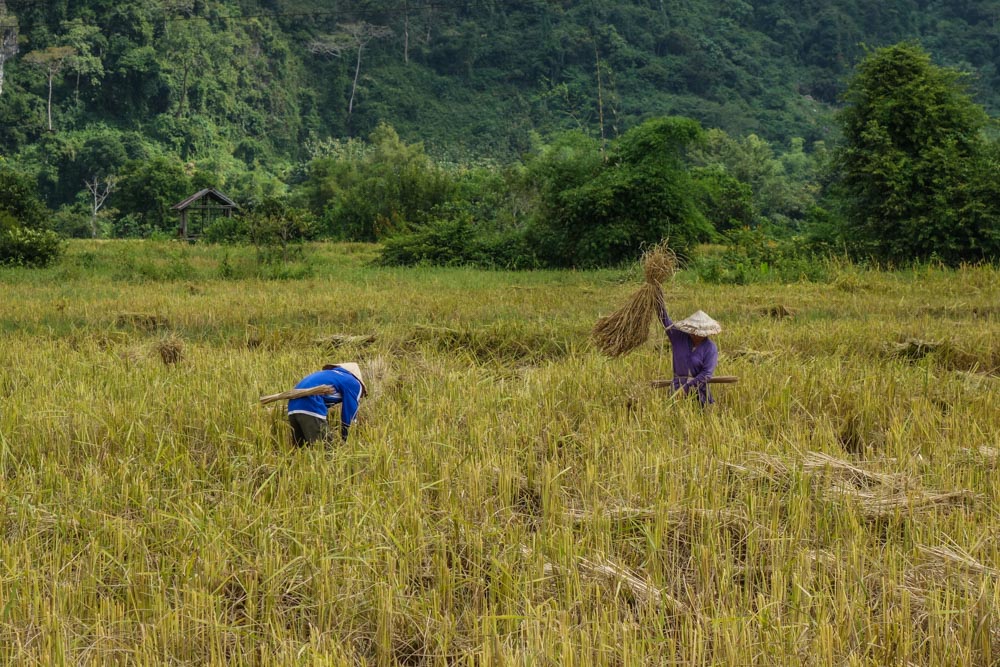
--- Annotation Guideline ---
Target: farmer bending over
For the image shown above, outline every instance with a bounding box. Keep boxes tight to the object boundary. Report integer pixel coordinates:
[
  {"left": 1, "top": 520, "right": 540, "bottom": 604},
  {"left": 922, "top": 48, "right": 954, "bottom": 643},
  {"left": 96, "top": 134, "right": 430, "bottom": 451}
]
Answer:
[
  {"left": 287, "top": 362, "right": 366, "bottom": 446},
  {"left": 658, "top": 302, "right": 720, "bottom": 405}
]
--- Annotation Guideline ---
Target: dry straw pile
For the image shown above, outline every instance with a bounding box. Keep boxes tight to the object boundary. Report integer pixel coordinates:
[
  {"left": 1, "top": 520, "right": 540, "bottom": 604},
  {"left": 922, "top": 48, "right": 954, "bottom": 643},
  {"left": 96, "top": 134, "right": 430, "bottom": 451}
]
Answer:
[{"left": 591, "top": 241, "right": 677, "bottom": 357}]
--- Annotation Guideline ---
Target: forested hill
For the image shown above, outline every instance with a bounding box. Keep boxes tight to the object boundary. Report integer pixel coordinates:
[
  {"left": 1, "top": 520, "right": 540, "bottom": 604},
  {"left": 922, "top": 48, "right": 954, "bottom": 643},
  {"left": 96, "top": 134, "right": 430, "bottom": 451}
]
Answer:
[{"left": 0, "top": 0, "right": 997, "bottom": 163}]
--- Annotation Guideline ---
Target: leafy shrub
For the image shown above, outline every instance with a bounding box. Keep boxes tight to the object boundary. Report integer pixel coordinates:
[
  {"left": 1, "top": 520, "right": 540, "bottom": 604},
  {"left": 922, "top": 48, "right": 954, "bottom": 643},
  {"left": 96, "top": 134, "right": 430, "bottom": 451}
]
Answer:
[
  {"left": 300, "top": 124, "right": 454, "bottom": 241},
  {"left": 0, "top": 222, "right": 64, "bottom": 267},
  {"left": 689, "top": 228, "right": 829, "bottom": 284},
  {"left": 379, "top": 215, "right": 478, "bottom": 266},
  {"left": 525, "top": 117, "right": 713, "bottom": 268},
  {"left": 0, "top": 165, "right": 48, "bottom": 229},
  {"left": 378, "top": 215, "right": 537, "bottom": 269},
  {"left": 114, "top": 157, "right": 191, "bottom": 234},
  {"left": 203, "top": 215, "right": 250, "bottom": 244},
  {"left": 51, "top": 206, "right": 100, "bottom": 239},
  {"left": 245, "top": 198, "right": 316, "bottom": 265},
  {"left": 112, "top": 213, "right": 156, "bottom": 239},
  {"left": 691, "top": 166, "right": 756, "bottom": 232}
]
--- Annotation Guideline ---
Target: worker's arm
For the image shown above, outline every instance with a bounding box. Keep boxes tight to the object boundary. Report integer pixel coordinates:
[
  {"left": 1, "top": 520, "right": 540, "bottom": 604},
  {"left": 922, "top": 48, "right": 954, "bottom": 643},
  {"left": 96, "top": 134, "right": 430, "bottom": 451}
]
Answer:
[
  {"left": 338, "top": 379, "right": 364, "bottom": 441},
  {"left": 657, "top": 293, "right": 673, "bottom": 330},
  {"left": 685, "top": 343, "right": 718, "bottom": 389}
]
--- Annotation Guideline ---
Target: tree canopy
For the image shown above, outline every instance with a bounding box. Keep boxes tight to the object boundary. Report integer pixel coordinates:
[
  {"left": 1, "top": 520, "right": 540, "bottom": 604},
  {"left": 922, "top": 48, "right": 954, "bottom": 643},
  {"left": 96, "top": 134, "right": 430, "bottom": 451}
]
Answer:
[{"left": 833, "top": 42, "right": 999, "bottom": 264}]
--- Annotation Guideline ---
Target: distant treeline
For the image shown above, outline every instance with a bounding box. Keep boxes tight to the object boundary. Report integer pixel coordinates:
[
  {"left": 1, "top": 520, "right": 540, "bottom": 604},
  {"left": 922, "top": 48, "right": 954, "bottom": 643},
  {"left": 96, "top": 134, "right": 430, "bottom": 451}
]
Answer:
[
  {"left": 1, "top": 0, "right": 998, "bottom": 161},
  {"left": 0, "top": 0, "right": 998, "bottom": 273}
]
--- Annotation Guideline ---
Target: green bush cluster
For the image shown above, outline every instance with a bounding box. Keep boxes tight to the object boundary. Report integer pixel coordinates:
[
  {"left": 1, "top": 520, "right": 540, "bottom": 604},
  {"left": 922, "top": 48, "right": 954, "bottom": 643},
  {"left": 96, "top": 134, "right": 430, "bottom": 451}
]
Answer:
[
  {"left": 0, "top": 224, "right": 63, "bottom": 267},
  {"left": 378, "top": 215, "right": 537, "bottom": 269},
  {"left": 689, "top": 228, "right": 830, "bottom": 284},
  {"left": 832, "top": 43, "right": 1000, "bottom": 265},
  {"left": 1, "top": 35, "right": 998, "bottom": 275}
]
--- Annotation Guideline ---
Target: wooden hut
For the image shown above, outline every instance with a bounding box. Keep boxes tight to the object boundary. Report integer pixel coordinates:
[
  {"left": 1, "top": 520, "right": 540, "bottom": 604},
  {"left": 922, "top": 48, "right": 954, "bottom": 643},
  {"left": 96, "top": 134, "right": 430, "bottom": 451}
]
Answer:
[{"left": 172, "top": 188, "right": 238, "bottom": 241}]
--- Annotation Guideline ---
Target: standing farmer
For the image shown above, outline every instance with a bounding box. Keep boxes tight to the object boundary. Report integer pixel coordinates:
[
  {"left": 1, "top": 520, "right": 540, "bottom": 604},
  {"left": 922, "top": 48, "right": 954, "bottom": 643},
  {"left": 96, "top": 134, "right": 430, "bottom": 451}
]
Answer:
[
  {"left": 658, "top": 303, "right": 721, "bottom": 405},
  {"left": 287, "top": 362, "right": 367, "bottom": 446}
]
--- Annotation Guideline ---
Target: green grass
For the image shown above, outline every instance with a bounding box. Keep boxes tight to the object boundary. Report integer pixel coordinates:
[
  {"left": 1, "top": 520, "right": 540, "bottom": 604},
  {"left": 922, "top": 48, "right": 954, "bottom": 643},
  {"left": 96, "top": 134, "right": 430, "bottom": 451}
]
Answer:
[{"left": 0, "top": 240, "right": 997, "bottom": 665}]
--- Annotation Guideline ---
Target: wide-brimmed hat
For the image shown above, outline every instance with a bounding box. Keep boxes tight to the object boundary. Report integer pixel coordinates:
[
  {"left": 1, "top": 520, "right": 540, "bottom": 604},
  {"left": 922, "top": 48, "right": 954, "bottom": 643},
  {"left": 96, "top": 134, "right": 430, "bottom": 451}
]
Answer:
[
  {"left": 334, "top": 362, "right": 367, "bottom": 397},
  {"left": 671, "top": 311, "right": 721, "bottom": 336}
]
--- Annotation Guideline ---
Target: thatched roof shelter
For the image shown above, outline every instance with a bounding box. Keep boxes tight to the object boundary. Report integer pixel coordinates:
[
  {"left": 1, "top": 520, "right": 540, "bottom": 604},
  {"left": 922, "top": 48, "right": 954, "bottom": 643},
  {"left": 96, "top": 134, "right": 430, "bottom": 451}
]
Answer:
[{"left": 172, "top": 188, "right": 238, "bottom": 241}]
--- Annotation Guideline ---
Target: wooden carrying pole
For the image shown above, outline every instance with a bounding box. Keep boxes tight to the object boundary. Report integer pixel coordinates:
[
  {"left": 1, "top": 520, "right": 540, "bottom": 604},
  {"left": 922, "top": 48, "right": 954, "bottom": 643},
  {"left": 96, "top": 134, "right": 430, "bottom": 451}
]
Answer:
[
  {"left": 650, "top": 376, "right": 738, "bottom": 389},
  {"left": 259, "top": 384, "right": 334, "bottom": 405}
]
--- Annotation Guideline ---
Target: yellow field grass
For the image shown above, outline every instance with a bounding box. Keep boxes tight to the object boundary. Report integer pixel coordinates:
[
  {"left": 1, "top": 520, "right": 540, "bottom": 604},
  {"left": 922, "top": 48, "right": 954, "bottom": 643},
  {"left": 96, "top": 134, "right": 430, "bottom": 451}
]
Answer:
[{"left": 0, "top": 241, "right": 997, "bottom": 665}]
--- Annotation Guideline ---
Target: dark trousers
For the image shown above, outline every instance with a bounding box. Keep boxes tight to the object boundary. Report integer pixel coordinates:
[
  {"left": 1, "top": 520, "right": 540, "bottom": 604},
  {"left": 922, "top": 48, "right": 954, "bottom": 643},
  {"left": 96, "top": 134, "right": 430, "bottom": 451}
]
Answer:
[{"left": 288, "top": 413, "right": 329, "bottom": 447}]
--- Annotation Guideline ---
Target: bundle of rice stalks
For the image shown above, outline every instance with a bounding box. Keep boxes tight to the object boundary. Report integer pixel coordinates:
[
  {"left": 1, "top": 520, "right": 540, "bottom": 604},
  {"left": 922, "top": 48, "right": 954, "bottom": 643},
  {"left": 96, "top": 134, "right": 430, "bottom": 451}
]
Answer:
[
  {"left": 156, "top": 335, "right": 184, "bottom": 366},
  {"left": 889, "top": 337, "right": 943, "bottom": 361},
  {"left": 730, "top": 451, "right": 910, "bottom": 489},
  {"left": 564, "top": 504, "right": 748, "bottom": 527},
  {"left": 259, "top": 384, "right": 334, "bottom": 406},
  {"left": 592, "top": 242, "right": 677, "bottom": 357},
  {"left": 823, "top": 484, "right": 976, "bottom": 520},
  {"left": 728, "top": 451, "right": 977, "bottom": 519},
  {"left": 800, "top": 451, "right": 908, "bottom": 489},
  {"left": 761, "top": 304, "right": 796, "bottom": 318},
  {"left": 315, "top": 333, "right": 377, "bottom": 349},
  {"left": 650, "top": 375, "right": 738, "bottom": 388},
  {"left": 115, "top": 312, "right": 170, "bottom": 332},
  {"left": 916, "top": 544, "right": 999, "bottom": 581},
  {"left": 641, "top": 241, "right": 678, "bottom": 284},
  {"left": 361, "top": 355, "right": 393, "bottom": 400},
  {"left": 520, "top": 544, "right": 689, "bottom": 614}
]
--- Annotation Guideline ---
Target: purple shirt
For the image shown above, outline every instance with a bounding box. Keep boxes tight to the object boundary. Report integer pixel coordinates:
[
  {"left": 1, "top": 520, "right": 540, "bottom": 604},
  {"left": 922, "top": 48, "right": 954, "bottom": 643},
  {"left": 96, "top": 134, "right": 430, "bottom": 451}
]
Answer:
[{"left": 659, "top": 306, "right": 719, "bottom": 405}]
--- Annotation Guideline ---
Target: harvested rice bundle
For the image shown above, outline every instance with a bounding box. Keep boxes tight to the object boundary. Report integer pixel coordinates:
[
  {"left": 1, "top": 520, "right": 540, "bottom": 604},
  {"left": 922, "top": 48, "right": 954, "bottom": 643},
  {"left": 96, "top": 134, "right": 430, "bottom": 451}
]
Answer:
[
  {"left": 259, "top": 384, "right": 335, "bottom": 405},
  {"left": 592, "top": 242, "right": 676, "bottom": 357},
  {"left": 641, "top": 241, "right": 678, "bottom": 284},
  {"left": 156, "top": 335, "right": 184, "bottom": 366}
]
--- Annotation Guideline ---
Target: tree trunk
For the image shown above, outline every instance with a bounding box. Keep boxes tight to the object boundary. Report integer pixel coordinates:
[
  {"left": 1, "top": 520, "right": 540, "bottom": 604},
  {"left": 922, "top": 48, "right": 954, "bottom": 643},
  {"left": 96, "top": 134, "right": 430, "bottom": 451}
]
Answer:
[
  {"left": 89, "top": 185, "right": 100, "bottom": 238},
  {"left": 348, "top": 45, "right": 363, "bottom": 115},
  {"left": 0, "top": 18, "right": 16, "bottom": 97},
  {"left": 176, "top": 62, "right": 190, "bottom": 118},
  {"left": 595, "top": 44, "right": 605, "bottom": 153},
  {"left": 46, "top": 69, "right": 54, "bottom": 131},
  {"left": 403, "top": 7, "right": 409, "bottom": 64}
]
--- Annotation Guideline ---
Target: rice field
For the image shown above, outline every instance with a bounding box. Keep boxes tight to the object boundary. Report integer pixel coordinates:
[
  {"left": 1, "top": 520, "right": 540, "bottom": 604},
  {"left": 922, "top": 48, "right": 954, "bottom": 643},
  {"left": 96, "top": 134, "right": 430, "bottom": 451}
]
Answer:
[{"left": 1, "top": 241, "right": 998, "bottom": 665}]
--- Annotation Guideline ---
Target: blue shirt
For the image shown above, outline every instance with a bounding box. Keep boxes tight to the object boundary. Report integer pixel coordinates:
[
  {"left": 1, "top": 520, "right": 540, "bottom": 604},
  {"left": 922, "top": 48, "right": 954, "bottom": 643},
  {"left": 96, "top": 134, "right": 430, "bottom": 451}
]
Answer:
[
  {"left": 659, "top": 306, "right": 719, "bottom": 405},
  {"left": 287, "top": 368, "right": 363, "bottom": 430}
]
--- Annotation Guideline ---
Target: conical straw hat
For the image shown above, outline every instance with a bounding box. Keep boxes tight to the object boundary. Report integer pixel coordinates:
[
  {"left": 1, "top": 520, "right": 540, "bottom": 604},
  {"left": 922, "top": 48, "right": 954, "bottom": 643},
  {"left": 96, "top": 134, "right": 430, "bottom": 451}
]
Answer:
[
  {"left": 671, "top": 311, "right": 721, "bottom": 336},
  {"left": 334, "top": 362, "right": 367, "bottom": 396}
]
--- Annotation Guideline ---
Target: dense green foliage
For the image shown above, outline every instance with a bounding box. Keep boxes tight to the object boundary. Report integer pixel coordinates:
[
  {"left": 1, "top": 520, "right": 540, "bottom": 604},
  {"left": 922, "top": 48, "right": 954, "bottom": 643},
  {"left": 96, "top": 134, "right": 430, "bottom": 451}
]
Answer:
[
  {"left": 294, "top": 125, "right": 454, "bottom": 241},
  {"left": 0, "top": 160, "right": 61, "bottom": 265},
  {"left": 0, "top": 161, "right": 46, "bottom": 228},
  {"left": 524, "top": 117, "right": 712, "bottom": 266},
  {"left": 0, "top": 223, "right": 62, "bottom": 266},
  {"left": 2, "top": 0, "right": 998, "bottom": 162},
  {"left": 832, "top": 43, "right": 1000, "bottom": 264},
  {"left": 0, "top": 2, "right": 997, "bottom": 269}
]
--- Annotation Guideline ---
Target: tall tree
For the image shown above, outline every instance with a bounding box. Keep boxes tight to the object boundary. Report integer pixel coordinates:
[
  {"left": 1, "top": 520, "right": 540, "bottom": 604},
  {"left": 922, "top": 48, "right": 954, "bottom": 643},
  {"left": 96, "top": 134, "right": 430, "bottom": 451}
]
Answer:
[
  {"left": 23, "top": 46, "right": 77, "bottom": 131},
  {"left": 309, "top": 22, "right": 392, "bottom": 117},
  {"left": 162, "top": 19, "right": 213, "bottom": 118},
  {"left": 833, "top": 42, "right": 998, "bottom": 264},
  {"left": 0, "top": 0, "right": 17, "bottom": 97},
  {"left": 84, "top": 175, "right": 117, "bottom": 238},
  {"left": 59, "top": 19, "right": 106, "bottom": 102}
]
